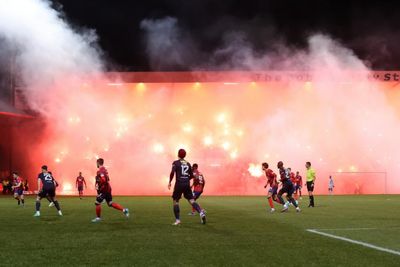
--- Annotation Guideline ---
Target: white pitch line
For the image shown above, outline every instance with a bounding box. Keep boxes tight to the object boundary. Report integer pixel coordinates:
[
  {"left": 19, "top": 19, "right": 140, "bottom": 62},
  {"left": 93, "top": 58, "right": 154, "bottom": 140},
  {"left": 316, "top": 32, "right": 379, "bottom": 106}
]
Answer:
[
  {"left": 314, "top": 227, "right": 377, "bottom": 231},
  {"left": 307, "top": 229, "right": 400, "bottom": 257},
  {"left": 312, "top": 227, "right": 400, "bottom": 231}
]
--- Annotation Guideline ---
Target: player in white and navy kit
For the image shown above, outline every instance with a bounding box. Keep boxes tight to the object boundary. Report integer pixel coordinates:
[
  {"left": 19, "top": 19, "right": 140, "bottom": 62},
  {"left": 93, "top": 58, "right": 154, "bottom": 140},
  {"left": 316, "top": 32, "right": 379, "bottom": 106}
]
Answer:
[
  {"left": 277, "top": 161, "right": 300, "bottom": 213},
  {"left": 34, "top": 165, "right": 62, "bottom": 217}
]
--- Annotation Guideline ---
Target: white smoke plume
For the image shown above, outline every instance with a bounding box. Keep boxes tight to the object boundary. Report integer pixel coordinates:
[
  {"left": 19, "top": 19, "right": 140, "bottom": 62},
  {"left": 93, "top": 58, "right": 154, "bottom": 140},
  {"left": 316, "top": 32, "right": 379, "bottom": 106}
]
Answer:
[{"left": 0, "top": 0, "right": 103, "bottom": 113}]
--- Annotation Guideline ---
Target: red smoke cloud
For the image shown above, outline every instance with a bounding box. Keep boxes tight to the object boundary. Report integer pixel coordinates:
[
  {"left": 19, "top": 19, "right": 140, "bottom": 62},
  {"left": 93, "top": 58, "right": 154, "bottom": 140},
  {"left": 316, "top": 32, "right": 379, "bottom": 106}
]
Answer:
[{"left": 17, "top": 73, "right": 400, "bottom": 195}]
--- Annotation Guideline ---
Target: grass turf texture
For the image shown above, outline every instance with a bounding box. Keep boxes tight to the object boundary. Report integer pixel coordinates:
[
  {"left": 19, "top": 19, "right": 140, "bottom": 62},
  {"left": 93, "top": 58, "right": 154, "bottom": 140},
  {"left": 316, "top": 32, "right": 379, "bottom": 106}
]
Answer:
[{"left": 0, "top": 195, "right": 399, "bottom": 266}]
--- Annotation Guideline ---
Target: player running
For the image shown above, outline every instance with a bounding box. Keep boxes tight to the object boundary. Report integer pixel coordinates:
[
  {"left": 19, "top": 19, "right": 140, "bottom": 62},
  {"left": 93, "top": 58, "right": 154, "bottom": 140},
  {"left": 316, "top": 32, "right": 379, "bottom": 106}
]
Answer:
[
  {"left": 12, "top": 172, "right": 24, "bottom": 207},
  {"left": 294, "top": 171, "right": 303, "bottom": 199},
  {"left": 276, "top": 161, "right": 300, "bottom": 213},
  {"left": 76, "top": 172, "right": 87, "bottom": 199},
  {"left": 262, "top": 163, "right": 281, "bottom": 213},
  {"left": 188, "top": 163, "right": 205, "bottom": 215},
  {"left": 168, "top": 149, "right": 206, "bottom": 225},
  {"left": 34, "top": 165, "right": 62, "bottom": 217},
  {"left": 92, "top": 158, "right": 129, "bottom": 222},
  {"left": 306, "top": 161, "right": 316, "bottom": 207}
]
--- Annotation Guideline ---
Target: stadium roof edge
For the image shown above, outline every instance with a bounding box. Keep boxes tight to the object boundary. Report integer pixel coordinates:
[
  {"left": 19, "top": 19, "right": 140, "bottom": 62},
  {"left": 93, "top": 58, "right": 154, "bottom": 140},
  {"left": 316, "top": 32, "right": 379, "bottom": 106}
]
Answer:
[
  {"left": 0, "top": 99, "right": 35, "bottom": 121},
  {"left": 104, "top": 71, "right": 400, "bottom": 83}
]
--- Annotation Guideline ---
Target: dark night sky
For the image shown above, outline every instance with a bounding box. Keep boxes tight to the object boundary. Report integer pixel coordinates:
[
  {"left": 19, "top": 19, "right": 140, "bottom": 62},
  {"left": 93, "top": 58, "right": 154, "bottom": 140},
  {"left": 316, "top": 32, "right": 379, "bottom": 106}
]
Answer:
[{"left": 50, "top": 0, "right": 400, "bottom": 71}]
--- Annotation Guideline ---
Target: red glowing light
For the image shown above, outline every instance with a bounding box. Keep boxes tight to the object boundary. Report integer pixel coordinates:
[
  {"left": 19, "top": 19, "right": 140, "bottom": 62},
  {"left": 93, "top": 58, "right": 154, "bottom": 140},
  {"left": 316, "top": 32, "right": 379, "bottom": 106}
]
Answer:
[{"left": 16, "top": 72, "right": 400, "bottom": 195}]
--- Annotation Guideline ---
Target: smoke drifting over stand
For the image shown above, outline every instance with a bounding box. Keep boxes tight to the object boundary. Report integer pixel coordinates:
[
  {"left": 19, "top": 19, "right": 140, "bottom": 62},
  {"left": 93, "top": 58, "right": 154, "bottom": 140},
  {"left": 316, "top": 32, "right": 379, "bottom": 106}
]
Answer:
[{"left": 1, "top": 1, "right": 400, "bottom": 195}]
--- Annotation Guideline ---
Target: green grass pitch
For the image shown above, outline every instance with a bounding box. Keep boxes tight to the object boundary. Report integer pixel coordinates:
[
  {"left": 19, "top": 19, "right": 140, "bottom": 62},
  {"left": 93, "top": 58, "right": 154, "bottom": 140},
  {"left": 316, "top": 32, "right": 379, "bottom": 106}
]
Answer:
[{"left": 1, "top": 195, "right": 399, "bottom": 266}]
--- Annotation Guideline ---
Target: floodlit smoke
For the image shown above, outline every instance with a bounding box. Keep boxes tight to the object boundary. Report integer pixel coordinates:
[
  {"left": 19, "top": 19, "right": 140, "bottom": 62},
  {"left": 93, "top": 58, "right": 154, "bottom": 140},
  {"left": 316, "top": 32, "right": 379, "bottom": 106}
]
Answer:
[
  {"left": 138, "top": 18, "right": 400, "bottom": 194},
  {"left": 0, "top": 0, "right": 106, "bottom": 191},
  {"left": 1, "top": 4, "right": 400, "bottom": 196}
]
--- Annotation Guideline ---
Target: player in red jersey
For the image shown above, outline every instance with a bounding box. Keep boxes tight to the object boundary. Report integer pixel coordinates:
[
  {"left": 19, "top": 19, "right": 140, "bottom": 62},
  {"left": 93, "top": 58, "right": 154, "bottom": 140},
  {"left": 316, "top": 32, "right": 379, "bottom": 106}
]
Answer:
[
  {"left": 12, "top": 172, "right": 24, "bottom": 207},
  {"left": 92, "top": 158, "right": 129, "bottom": 222},
  {"left": 75, "top": 172, "right": 87, "bottom": 199},
  {"left": 262, "top": 163, "right": 282, "bottom": 213},
  {"left": 188, "top": 163, "right": 205, "bottom": 215},
  {"left": 294, "top": 171, "right": 303, "bottom": 199},
  {"left": 288, "top": 168, "right": 296, "bottom": 184}
]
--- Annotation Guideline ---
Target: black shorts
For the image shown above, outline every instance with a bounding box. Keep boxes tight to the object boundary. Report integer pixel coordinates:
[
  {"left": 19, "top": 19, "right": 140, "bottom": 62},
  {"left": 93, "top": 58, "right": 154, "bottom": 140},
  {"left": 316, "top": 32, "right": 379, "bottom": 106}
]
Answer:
[
  {"left": 78, "top": 186, "right": 83, "bottom": 192},
  {"left": 38, "top": 188, "right": 56, "bottom": 198},
  {"left": 14, "top": 189, "right": 24, "bottom": 196},
  {"left": 172, "top": 184, "right": 193, "bottom": 201},
  {"left": 96, "top": 191, "right": 112, "bottom": 204},
  {"left": 306, "top": 181, "right": 315, "bottom": 192},
  {"left": 278, "top": 182, "right": 294, "bottom": 197}
]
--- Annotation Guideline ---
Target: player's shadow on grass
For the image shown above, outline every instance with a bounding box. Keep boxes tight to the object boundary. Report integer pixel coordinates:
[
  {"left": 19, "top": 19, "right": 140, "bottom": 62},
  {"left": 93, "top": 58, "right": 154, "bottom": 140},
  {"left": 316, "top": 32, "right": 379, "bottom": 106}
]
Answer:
[
  {"left": 306, "top": 205, "right": 327, "bottom": 208},
  {"left": 175, "top": 222, "right": 235, "bottom": 236},
  {"left": 36, "top": 216, "right": 63, "bottom": 222},
  {"left": 96, "top": 220, "right": 131, "bottom": 230}
]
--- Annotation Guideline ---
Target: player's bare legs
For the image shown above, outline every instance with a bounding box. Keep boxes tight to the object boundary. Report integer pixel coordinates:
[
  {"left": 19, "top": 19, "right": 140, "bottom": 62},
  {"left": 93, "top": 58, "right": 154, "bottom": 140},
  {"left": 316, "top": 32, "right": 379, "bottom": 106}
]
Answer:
[
  {"left": 14, "top": 193, "right": 22, "bottom": 206},
  {"left": 19, "top": 194, "right": 25, "bottom": 207}
]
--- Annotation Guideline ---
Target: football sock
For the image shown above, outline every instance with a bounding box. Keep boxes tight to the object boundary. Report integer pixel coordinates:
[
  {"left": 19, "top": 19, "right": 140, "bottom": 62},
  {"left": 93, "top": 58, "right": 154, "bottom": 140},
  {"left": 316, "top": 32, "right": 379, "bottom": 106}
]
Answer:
[
  {"left": 54, "top": 201, "right": 61, "bottom": 211},
  {"left": 111, "top": 202, "right": 123, "bottom": 211},
  {"left": 311, "top": 196, "right": 315, "bottom": 206},
  {"left": 96, "top": 204, "right": 101, "bottom": 217},
  {"left": 191, "top": 202, "right": 201, "bottom": 213},
  {"left": 35, "top": 201, "right": 41, "bottom": 211},
  {"left": 268, "top": 197, "right": 274, "bottom": 208},
  {"left": 17, "top": 199, "right": 20, "bottom": 205},
  {"left": 289, "top": 197, "right": 298, "bottom": 207},
  {"left": 21, "top": 199, "right": 24, "bottom": 205},
  {"left": 173, "top": 204, "right": 180, "bottom": 220},
  {"left": 277, "top": 195, "right": 285, "bottom": 205}
]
